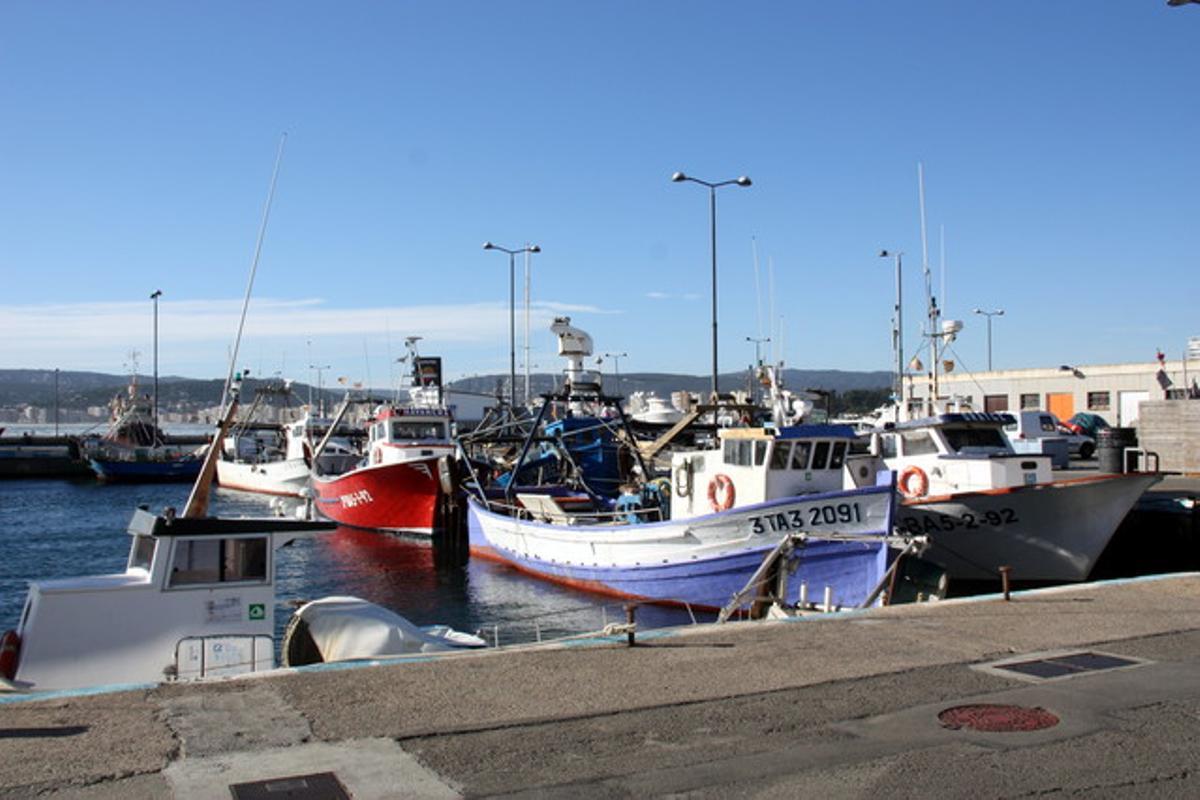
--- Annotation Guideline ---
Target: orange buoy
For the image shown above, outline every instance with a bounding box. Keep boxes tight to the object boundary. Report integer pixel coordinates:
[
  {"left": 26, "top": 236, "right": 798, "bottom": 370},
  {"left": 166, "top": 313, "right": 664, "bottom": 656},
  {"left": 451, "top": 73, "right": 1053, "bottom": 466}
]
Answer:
[
  {"left": 898, "top": 466, "right": 930, "bottom": 499},
  {"left": 706, "top": 473, "right": 736, "bottom": 512}
]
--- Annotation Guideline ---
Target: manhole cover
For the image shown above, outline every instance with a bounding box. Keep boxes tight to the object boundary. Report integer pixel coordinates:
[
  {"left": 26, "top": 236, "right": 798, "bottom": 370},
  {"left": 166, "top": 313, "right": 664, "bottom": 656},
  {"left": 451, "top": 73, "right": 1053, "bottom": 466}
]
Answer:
[
  {"left": 230, "top": 771, "right": 349, "bottom": 800},
  {"left": 938, "top": 704, "right": 1060, "bottom": 732}
]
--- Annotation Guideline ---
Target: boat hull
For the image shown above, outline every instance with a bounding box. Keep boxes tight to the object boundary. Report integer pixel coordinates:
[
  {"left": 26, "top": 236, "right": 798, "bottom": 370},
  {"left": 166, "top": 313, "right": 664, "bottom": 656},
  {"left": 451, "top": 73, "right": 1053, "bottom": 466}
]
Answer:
[
  {"left": 311, "top": 458, "right": 442, "bottom": 534},
  {"left": 898, "top": 472, "right": 1161, "bottom": 581},
  {"left": 89, "top": 457, "right": 203, "bottom": 483},
  {"left": 468, "top": 485, "right": 896, "bottom": 611},
  {"left": 216, "top": 457, "right": 311, "bottom": 498}
]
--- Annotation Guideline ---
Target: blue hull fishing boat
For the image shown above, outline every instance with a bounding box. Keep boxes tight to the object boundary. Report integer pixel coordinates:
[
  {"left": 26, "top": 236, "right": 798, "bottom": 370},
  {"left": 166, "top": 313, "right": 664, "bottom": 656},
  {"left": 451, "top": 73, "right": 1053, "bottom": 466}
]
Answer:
[
  {"left": 469, "top": 481, "right": 898, "bottom": 612},
  {"left": 88, "top": 454, "right": 203, "bottom": 483},
  {"left": 465, "top": 317, "right": 931, "bottom": 615}
]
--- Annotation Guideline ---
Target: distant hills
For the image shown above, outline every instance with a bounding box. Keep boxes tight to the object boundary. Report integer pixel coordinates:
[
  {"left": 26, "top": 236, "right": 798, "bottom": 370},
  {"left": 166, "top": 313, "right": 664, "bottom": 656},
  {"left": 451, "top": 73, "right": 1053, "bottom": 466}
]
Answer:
[{"left": 0, "top": 367, "right": 893, "bottom": 414}]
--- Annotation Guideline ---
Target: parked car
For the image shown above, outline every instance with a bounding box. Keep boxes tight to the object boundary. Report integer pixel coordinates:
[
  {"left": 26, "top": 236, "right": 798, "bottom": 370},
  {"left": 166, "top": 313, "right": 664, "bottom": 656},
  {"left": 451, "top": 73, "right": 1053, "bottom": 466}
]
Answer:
[
  {"left": 1003, "top": 410, "right": 1071, "bottom": 468},
  {"left": 1055, "top": 421, "right": 1096, "bottom": 459},
  {"left": 1064, "top": 412, "right": 1111, "bottom": 440}
]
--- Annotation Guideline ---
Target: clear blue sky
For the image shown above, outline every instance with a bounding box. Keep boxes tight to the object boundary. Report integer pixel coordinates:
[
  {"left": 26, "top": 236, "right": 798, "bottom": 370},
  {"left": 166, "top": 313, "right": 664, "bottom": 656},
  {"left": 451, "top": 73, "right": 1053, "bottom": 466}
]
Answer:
[{"left": 2, "top": 2, "right": 1196, "bottom": 389}]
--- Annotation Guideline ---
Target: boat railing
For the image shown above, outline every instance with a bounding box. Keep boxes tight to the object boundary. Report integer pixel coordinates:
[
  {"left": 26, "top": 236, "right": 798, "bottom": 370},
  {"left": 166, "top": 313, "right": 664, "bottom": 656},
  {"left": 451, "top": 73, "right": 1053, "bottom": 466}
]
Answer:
[
  {"left": 479, "top": 494, "right": 665, "bottom": 526},
  {"left": 172, "top": 634, "right": 275, "bottom": 681}
]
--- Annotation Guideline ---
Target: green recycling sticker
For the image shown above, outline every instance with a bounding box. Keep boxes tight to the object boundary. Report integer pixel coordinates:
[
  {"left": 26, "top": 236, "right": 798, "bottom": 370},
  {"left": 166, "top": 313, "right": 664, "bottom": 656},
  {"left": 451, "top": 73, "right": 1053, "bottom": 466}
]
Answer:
[{"left": 248, "top": 603, "right": 266, "bottom": 620}]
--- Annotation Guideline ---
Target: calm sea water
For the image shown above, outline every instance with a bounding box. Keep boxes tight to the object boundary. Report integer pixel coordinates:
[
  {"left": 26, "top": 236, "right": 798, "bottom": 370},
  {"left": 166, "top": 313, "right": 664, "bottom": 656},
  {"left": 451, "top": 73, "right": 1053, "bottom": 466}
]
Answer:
[{"left": 0, "top": 477, "right": 697, "bottom": 649}]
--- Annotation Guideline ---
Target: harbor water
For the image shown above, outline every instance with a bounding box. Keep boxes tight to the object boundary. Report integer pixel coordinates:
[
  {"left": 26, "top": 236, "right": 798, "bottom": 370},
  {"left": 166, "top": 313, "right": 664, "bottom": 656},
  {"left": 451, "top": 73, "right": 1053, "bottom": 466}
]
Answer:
[{"left": 0, "top": 477, "right": 697, "bottom": 653}]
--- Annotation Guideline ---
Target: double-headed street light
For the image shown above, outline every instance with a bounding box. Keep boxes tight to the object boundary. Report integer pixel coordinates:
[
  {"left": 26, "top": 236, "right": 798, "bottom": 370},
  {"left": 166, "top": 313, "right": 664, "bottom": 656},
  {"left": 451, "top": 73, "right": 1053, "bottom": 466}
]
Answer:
[
  {"left": 483, "top": 241, "right": 541, "bottom": 405},
  {"left": 973, "top": 307, "right": 1005, "bottom": 371},
  {"left": 602, "top": 352, "right": 627, "bottom": 397},
  {"left": 671, "top": 171, "right": 752, "bottom": 401}
]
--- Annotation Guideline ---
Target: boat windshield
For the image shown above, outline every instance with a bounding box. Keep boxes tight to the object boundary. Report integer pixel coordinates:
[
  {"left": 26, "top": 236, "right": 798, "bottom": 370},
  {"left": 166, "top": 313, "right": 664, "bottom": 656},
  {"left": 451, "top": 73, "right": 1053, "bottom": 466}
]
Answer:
[
  {"left": 943, "top": 426, "right": 1010, "bottom": 454},
  {"left": 128, "top": 534, "right": 156, "bottom": 571},
  {"left": 391, "top": 421, "right": 445, "bottom": 441}
]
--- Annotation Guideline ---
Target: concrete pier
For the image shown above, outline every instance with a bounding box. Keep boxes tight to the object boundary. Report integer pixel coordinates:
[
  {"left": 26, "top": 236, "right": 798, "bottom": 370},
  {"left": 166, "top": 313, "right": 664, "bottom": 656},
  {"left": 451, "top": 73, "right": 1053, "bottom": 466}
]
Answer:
[{"left": 3, "top": 573, "right": 1199, "bottom": 798}]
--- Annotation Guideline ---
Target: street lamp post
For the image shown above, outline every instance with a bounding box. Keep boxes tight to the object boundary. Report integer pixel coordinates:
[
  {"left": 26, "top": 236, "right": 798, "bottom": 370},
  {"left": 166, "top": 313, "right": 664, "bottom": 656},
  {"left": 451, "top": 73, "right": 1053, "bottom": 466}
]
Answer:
[
  {"left": 150, "top": 290, "right": 163, "bottom": 433},
  {"left": 671, "top": 171, "right": 752, "bottom": 401},
  {"left": 602, "top": 352, "right": 627, "bottom": 397},
  {"left": 309, "top": 364, "right": 331, "bottom": 415},
  {"left": 879, "top": 250, "right": 903, "bottom": 415},
  {"left": 973, "top": 308, "right": 1005, "bottom": 371},
  {"left": 483, "top": 241, "right": 541, "bottom": 405},
  {"left": 745, "top": 336, "right": 770, "bottom": 367}
]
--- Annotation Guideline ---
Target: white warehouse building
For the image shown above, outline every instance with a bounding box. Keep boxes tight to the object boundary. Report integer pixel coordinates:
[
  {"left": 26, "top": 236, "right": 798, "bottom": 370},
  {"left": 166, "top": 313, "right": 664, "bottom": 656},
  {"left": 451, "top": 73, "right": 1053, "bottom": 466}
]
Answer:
[{"left": 901, "top": 358, "right": 1197, "bottom": 428}]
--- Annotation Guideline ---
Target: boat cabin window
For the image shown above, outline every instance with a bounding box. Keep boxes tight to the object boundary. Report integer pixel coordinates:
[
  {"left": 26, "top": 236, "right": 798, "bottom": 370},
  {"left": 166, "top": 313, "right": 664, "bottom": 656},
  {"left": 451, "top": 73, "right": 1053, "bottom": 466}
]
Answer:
[
  {"left": 722, "top": 439, "right": 754, "bottom": 467},
  {"left": 900, "top": 430, "right": 939, "bottom": 456},
  {"left": 128, "top": 534, "right": 156, "bottom": 571},
  {"left": 944, "top": 426, "right": 1010, "bottom": 453},
  {"left": 168, "top": 536, "right": 268, "bottom": 587},
  {"left": 770, "top": 441, "right": 792, "bottom": 470},
  {"left": 390, "top": 421, "right": 445, "bottom": 441},
  {"left": 790, "top": 441, "right": 812, "bottom": 470},
  {"left": 879, "top": 434, "right": 898, "bottom": 459},
  {"left": 811, "top": 441, "right": 831, "bottom": 470},
  {"left": 829, "top": 441, "right": 847, "bottom": 470},
  {"left": 754, "top": 441, "right": 768, "bottom": 466}
]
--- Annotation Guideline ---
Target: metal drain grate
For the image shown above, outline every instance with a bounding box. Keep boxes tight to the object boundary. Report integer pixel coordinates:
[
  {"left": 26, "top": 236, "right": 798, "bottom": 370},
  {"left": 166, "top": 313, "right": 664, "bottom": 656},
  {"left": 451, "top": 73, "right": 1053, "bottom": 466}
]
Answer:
[
  {"left": 973, "top": 650, "right": 1149, "bottom": 683},
  {"left": 230, "top": 772, "right": 349, "bottom": 800},
  {"left": 939, "top": 704, "right": 1059, "bottom": 732},
  {"left": 994, "top": 651, "right": 1142, "bottom": 680}
]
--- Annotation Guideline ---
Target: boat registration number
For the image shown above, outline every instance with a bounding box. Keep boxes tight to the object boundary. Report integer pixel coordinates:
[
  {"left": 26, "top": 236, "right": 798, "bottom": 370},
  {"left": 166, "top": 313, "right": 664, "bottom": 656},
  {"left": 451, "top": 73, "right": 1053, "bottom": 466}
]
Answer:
[
  {"left": 898, "top": 508, "right": 1018, "bottom": 534},
  {"left": 749, "top": 502, "right": 862, "bottom": 534},
  {"left": 340, "top": 489, "right": 374, "bottom": 508}
]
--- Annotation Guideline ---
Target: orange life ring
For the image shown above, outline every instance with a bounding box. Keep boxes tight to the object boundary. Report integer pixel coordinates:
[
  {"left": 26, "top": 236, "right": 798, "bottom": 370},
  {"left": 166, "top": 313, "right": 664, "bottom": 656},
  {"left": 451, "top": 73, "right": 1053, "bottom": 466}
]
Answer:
[
  {"left": 898, "top": 466, "right": 930, "bottom": 499},
  {"left": 0, "top": 629, "right": 20, "bottom": 680},
  {"left": 707, "top": 473, "right": 736, "bottom": 512}
]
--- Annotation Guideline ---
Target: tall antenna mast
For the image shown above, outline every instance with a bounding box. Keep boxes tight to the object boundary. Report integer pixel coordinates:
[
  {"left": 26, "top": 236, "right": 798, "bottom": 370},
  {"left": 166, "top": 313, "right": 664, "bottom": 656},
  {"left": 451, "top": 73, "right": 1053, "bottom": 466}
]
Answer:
[
  {"left": 768, "top": 255, "right": 777, "bottom": 366},
  {"left": 918, "top": 162, "right": 937, "bottom": 415},
  {"left": 940, "top": 224, "right": 947, "bottom": 318},
  {"left": 751, "top": 236, "right": 764, "bottom": 347}
]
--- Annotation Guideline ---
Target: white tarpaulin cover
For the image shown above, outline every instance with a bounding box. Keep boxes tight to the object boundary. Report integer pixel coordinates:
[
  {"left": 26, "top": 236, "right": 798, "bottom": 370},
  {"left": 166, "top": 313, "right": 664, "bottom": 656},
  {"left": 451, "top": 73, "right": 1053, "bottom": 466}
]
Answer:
[{"left": 290, "top": 596, "right": 486, "bottom": 662}]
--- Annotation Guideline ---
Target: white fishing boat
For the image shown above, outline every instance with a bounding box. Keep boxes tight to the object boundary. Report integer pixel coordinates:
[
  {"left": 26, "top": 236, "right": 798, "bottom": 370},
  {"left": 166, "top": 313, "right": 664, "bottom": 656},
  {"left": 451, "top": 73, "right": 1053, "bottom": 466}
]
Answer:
[
  {"left": 216, "top": 412, "right": 360, "bottom": 498},
  {"left": 858, "top": 201, "right": 1160, "bottom": 582},
  {"left": 849, "top": 412, "right": 1160, "bottom": 581}
]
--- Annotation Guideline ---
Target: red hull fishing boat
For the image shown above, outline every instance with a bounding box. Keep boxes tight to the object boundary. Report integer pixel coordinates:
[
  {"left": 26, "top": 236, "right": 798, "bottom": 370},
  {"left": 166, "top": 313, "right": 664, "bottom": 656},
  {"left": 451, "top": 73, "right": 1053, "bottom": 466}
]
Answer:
[{"left": 310, "top": 343, "right": 455, "bottom": 535}]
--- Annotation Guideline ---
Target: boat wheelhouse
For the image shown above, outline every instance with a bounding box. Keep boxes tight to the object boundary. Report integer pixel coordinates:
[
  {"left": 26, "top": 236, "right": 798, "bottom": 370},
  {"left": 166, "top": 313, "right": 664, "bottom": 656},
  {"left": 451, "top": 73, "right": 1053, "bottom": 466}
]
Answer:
[{"left": 670, "top": 424, "right": 858, "bottom": 519}]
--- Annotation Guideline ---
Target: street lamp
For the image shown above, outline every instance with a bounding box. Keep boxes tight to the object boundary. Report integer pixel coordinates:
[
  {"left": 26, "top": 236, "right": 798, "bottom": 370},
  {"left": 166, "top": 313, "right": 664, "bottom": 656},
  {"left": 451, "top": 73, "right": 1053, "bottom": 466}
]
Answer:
[
  {"left": 745, "top": 336, "right": 770, "bottom": 366},
  {"left": 483, "top": 241, "right": 541, "bottom": 405},
  {"left": 602, "top": 352, "right": 627, "bottom": 397},
  {"left": 150, "top": 290, "right": 163, "bottom": 433},
  {"left": 309, "top": 363, "right": 331, "bottom": 415},
  {"left": 973, "top": 308, "right": 1005, "bottom": 371},
  {"left": 879, "top": 250, "right": 903, "bottom": 413},
  {"left": 671, "top": 171, "right": 752, "bottom": 401}
]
